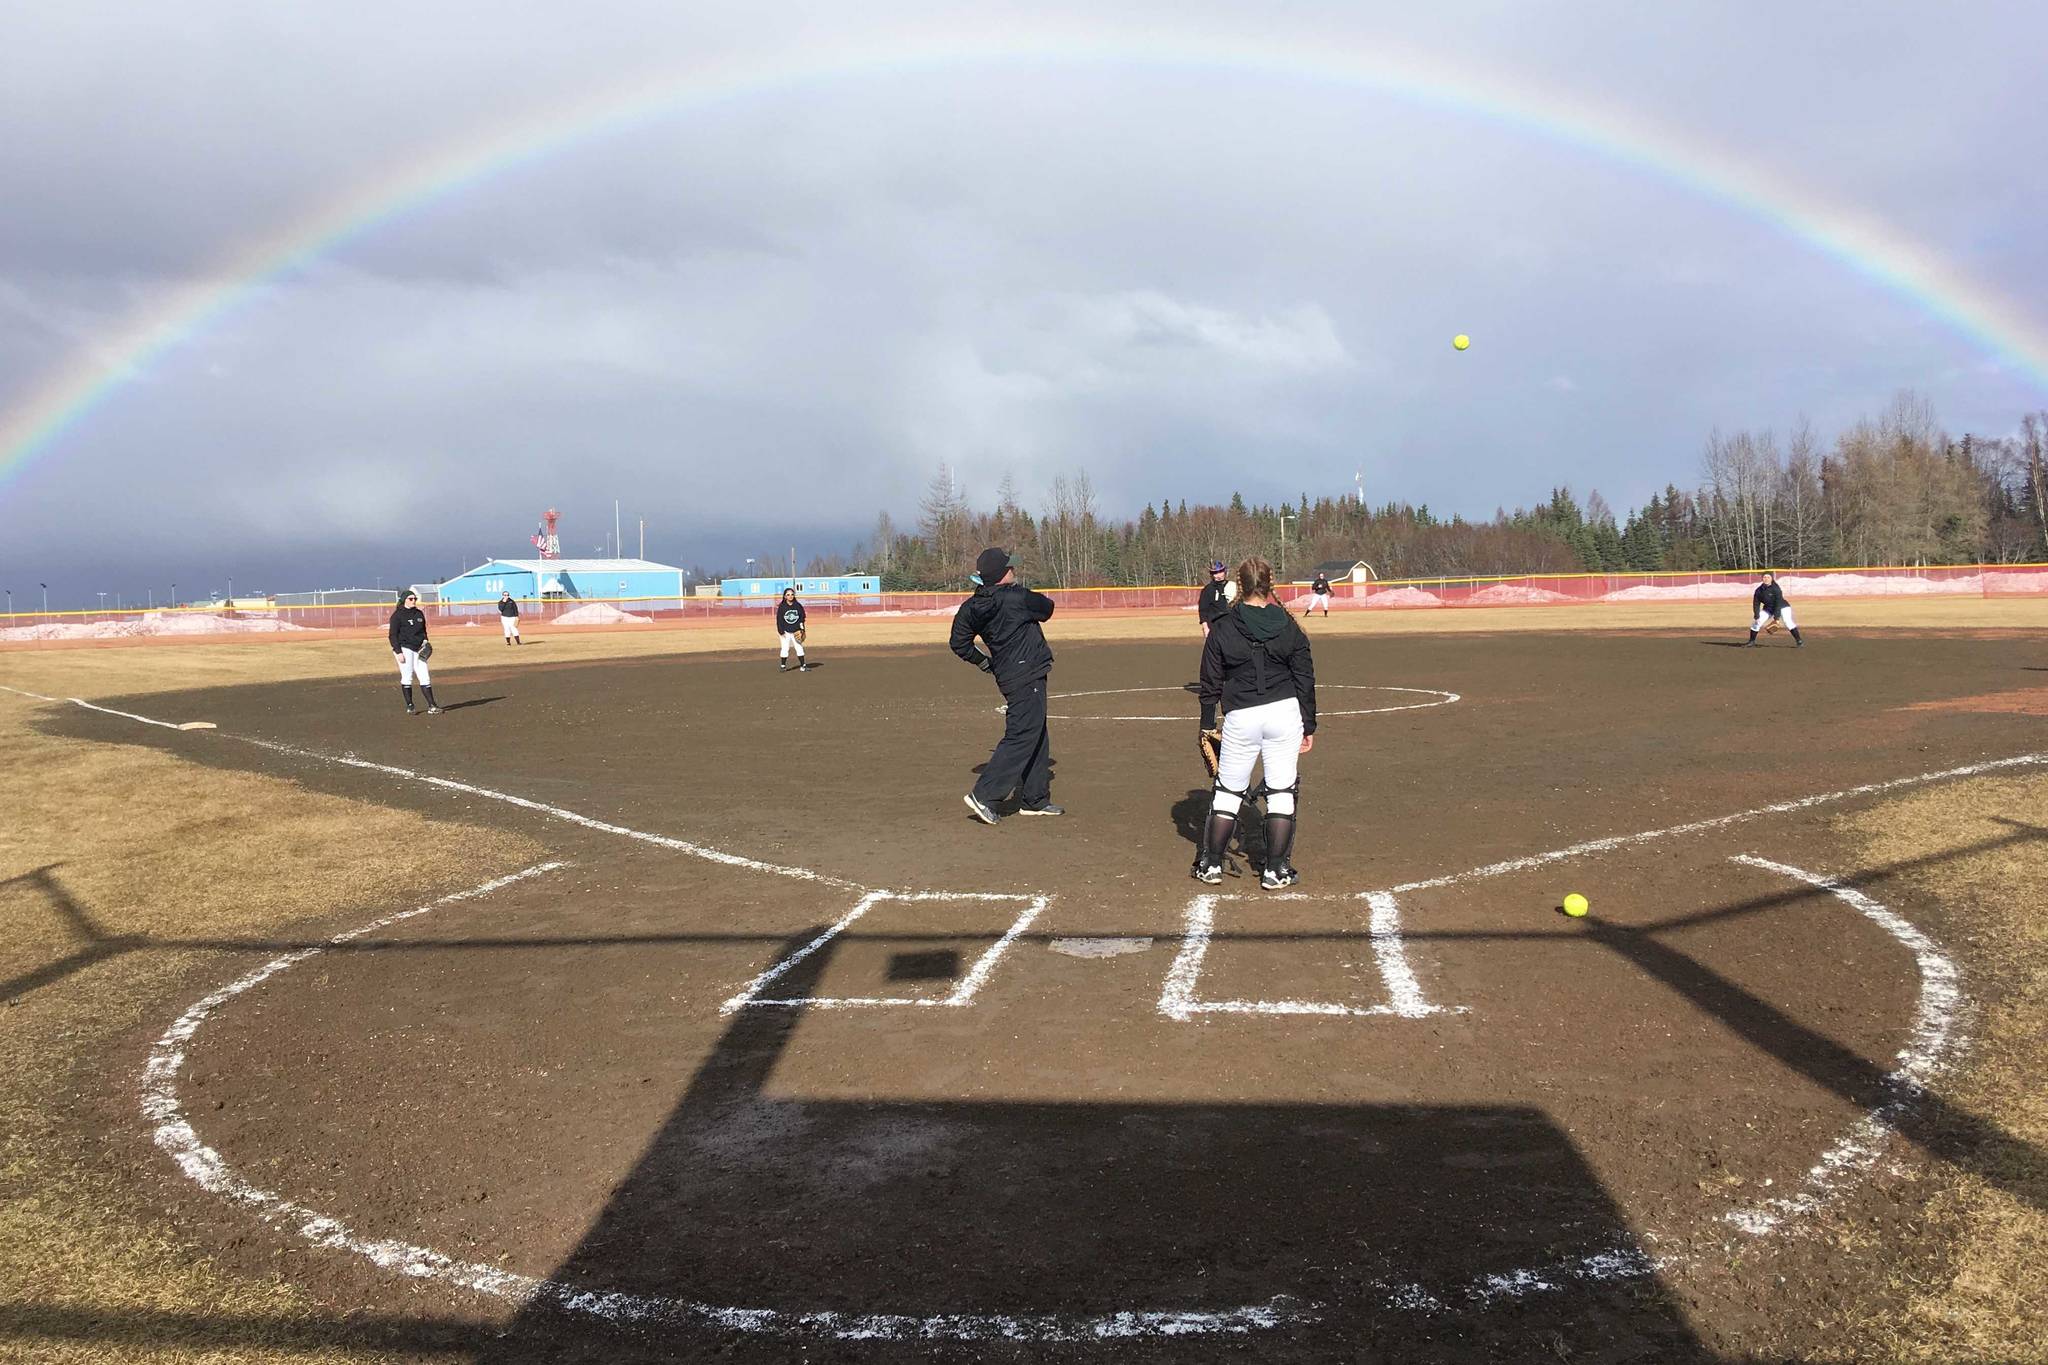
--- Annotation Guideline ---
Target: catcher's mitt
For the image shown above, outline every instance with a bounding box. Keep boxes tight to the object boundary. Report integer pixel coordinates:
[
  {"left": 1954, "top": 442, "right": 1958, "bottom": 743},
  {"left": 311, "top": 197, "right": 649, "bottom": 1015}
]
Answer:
[
  {"left": 416, "top": 641, "right": 434, "bottom": 660},
  {"left": 1763, "top": 619, "right": 1783, "bottom": 635},
  {"left": 1198, "top": 727, "right": 1222, "bottom": 778}
]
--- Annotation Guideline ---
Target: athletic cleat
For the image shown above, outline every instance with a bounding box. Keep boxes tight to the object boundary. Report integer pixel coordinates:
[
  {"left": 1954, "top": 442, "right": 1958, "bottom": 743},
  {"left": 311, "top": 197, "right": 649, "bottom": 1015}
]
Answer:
[
  {"left": 779, "top": 662, "right": 790, "bottom": 671},
  {"left": 426, "top": 705, "right": 443, "bottom": 715},
  {"left": 1260, "top": 865, "right": 1299, "bottom": 890},
  {"left": 405, "top": 704, "right": 416, "bottom": 715},
  {"left": 799, "top": 662, "right": 810, "bottom": 671},
  {"left": 1191, "top": 857, "right": 1224, "bottom": 885},
  {"left": 1017, "top": 803, "right": 1064, "bottom": 816},
  {"left": 963, "top": 792, "right": 1002, "bottom": 826}
]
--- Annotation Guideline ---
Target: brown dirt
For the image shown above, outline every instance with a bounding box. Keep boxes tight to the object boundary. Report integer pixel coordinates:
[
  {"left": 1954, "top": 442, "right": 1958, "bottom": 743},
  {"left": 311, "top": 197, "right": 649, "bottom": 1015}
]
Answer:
[{"left": 7, "top": 625, "right": 2047, "bottom": 1362}]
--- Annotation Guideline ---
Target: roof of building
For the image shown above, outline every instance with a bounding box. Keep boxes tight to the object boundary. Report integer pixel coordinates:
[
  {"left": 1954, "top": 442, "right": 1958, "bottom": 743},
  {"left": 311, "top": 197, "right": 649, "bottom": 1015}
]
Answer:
[{"left": 444, "top": 558, "right": 682, "bottom": 578}]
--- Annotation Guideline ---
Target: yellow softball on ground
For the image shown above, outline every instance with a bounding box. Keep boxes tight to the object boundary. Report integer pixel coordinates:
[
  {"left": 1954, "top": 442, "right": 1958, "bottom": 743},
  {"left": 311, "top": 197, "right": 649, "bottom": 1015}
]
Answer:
[
  {"left": 1562, "top": 893, "right": 1589, "bottom": 917},
  {"left": 1452, "top": 334, "right": 1471, "bottom": 351}
]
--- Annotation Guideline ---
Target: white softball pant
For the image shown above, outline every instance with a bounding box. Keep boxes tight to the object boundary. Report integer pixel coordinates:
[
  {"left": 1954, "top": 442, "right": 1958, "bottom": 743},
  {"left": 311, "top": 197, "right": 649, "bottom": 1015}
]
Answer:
[
  {"left": 500, "top": 615, "right": 520, "bottom": 638},
  {"left": 1753, "top": 607, "right": 1797, "bottom": 631},
  {"left": 1305, "top": 592, "right": 1332, "bottom": 612},
  {"left": 395, "top": 648, "right": 432, "bottom": 685},
  {"left": 1215, "top": 697, "right": 1304, "bottom": 816},
  {"left": 779, "top": 633, "right": 806, "bottom": 658}
]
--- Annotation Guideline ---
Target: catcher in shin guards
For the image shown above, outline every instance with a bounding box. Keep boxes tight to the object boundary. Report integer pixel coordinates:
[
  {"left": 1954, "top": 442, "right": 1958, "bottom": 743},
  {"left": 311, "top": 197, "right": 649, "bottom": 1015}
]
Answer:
[
  {"left": 1193, "top": 556, "right": 1316, "bottom": 890},
  {"left": 1197, "top": 724, "right": 1248, "bottom": 877},
  {"left": 775, "top": 588, "right": 809, "bottom": 671},
  {"left": 1744, "top": 571, "right": 1803, "bottom": 648}
]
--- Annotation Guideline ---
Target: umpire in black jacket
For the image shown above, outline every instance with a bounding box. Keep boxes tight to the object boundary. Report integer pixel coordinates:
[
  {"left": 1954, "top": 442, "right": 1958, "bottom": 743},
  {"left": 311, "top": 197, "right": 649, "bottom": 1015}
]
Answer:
[{"left": 952, "top": 547, "right": 1062, "bottom": 824}]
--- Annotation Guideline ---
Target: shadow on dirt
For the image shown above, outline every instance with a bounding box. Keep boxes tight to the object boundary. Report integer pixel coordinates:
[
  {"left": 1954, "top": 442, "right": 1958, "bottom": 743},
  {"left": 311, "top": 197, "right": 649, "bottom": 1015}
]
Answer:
[{"left": 468, "top": 931, "right": 1702, "bottom": 1363}]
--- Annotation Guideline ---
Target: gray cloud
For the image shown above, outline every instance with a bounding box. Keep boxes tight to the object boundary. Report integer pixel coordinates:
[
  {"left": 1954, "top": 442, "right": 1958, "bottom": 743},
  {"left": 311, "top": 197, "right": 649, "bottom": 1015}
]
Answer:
[{"left": 2, "top": 2, "right": 2044, "bottom": 604}]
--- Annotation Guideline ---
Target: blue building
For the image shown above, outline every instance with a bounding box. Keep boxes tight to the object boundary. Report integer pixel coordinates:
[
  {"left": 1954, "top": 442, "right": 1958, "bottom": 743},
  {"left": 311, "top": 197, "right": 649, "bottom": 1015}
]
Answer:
[
  {"left": 435, "top": 558, "right": 690, "bottom": 606},
  {"left": 719, "top": 574, "right": 880, "bottom": 600}
]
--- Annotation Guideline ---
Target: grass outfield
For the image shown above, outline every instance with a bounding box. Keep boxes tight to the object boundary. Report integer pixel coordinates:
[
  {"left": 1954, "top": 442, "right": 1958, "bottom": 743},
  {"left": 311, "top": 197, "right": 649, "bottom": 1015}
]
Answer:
[{"left": 3, "top": 606, "right": 2045, "bottom": 1363}]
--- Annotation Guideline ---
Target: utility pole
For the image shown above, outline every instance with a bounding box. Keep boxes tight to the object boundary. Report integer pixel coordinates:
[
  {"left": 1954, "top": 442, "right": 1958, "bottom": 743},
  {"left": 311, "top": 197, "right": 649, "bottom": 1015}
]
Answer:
[
  {"left": 639, "top": 518, "right": 644, "bottom": 559},
  {"left": 41, "top": 583, "right": 49, "bottom": 613},
  {"left": 1278, "top": 513, "right": 1295, "bottom": 581},
  {"left": 1355, "top": 471, "right": 1364, "bottom": 506},
  {"left": 615, "top": 500, "right": 622, "bottom": 560}
]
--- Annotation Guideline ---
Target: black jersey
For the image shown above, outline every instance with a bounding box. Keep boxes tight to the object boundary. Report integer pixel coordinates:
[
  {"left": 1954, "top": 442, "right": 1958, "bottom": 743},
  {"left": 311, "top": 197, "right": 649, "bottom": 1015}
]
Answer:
[
  {"left": 388, "top": 606, "right": 429, "bottom": 652},
  {"left": 1198, "top": 579, "right": 1231, "bottom": 624},
  {"left": 1752, "top": 581, "right": 1788, "bottom": 616},
  {"left": 776, "top": 600, "right": 807, "bottom": 634}
]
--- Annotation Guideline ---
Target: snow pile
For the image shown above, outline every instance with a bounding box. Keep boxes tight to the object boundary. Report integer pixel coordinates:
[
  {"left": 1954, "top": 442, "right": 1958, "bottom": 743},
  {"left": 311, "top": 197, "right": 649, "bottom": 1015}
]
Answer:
[
  {"left": 0, "top": 612, "right": 313, "bottom": 641},
  {"left": 1784, "top": 572, "right": 1980, "bottom": 597},
  {"left": 1601, "top": 581, "right": 1752, "bottom": 602},
  {"left": 551, "top": 602, "right": 651, "bottom": 625},
  {"left": 1363, "top": 587, "right": 1443, "bottom": 608},
  {"left": 1467, "top": 583, "right": 1576, "bottom": 605},
  {"left": 1985, "top": 571, "right": 2048, "bottom": 595}
]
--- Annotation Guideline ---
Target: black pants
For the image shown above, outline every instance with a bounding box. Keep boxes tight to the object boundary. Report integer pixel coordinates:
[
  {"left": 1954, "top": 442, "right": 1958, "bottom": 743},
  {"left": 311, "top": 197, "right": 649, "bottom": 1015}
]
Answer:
[{"left": 975, "top": 675, "right": 1052, "bottom": 809}]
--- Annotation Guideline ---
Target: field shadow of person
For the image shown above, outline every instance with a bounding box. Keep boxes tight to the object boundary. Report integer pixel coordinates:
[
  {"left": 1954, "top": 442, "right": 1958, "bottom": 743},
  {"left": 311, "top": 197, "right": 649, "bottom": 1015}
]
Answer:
[{"left": 469, "top": 929, "right": 1704, "bottom": 1364}]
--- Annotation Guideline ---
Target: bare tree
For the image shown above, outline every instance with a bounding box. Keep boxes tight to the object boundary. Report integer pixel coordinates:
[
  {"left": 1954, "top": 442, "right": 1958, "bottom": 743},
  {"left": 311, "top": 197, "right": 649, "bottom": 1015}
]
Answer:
[
  {"left": 1774, "top": 418, "right": 1827, "bottom": 567},
  {"left": 1040, "top": 470, "right": 1100, "bottom": 586}
]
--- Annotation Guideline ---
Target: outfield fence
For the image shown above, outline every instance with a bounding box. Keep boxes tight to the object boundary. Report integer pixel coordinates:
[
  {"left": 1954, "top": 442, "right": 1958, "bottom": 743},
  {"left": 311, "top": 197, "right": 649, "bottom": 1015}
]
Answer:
[{"left": 5, "top": 563, "right": 2047, "bottom": 639}]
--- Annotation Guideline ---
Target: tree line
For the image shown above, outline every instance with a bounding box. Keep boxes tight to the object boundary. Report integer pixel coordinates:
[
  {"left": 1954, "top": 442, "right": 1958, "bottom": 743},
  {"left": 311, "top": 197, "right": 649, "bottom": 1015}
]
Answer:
[{"left": 759, "top": 394, "right": 2048, "bottom": 590}]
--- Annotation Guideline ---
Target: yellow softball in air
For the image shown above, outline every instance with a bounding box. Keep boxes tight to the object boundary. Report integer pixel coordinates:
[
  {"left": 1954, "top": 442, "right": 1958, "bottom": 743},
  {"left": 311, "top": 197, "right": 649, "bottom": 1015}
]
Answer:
[
  {"left": 1562, "top": 893, "right": 1589, "bottom": 917},
  {"left": 1452, "top": 334, "right": 1471, "bottom": 351}
]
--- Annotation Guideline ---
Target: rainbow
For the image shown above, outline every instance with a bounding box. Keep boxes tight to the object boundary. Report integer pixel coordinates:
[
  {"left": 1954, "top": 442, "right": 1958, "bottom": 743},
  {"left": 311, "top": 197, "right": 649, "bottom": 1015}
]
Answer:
[{"left": 4, "top": 21, "right": 2045, "bottom": 490}]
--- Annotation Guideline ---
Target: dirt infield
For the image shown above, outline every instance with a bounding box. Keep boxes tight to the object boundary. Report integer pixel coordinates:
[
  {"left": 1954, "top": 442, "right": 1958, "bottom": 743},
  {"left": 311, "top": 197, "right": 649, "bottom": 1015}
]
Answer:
[{"left": 10, "top": 626, "right": 2048, "bottom": 1361}]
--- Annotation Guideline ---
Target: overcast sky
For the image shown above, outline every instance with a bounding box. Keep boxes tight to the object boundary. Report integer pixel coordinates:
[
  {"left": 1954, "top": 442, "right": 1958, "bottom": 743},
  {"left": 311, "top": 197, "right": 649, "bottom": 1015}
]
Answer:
[{"left": 2, "top": 1, "right": 2044, "bottom": 605}]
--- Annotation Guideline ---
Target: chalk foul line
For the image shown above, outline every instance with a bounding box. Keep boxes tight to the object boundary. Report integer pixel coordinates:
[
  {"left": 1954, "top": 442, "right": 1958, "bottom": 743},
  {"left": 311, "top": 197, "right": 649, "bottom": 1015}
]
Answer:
[{"left": 1382, "top": 751, "right": 2048, "bottom": 895}]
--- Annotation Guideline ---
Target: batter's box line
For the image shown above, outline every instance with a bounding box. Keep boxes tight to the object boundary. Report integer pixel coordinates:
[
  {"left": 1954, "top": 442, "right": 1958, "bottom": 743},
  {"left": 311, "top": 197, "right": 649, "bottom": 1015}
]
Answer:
[
  {"left": 1159, "top": 892, "right": 1465, "bottom": 1022},
  {"left": 719, "top": 891, "right": 1049, "bottom": 1013}
]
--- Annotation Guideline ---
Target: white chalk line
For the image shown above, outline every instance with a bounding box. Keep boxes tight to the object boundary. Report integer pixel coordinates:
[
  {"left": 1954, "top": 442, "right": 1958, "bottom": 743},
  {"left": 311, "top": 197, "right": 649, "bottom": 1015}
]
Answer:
[
  {"left": 1382, "top": 751, "right": 2048, "bottom": 895},
  {"left": 1159, "top": 894, "right": 1460, "bottom": 1021},
  {"left": 720, "top": 892, "right": 1048, "bottom": 1013},
  {"left": 0, "top": 682, "right": 201, "bottom": 730},
  {"left": 1719, "top": 855, "right": 1966, "bottom": 1237},
  {"left": 140, "top": 865, "right": 1302, "bottom": 1341},
  {"left": 232, "top": 734, "right": 864, "bottom": 891},
  {"left": 1042, "top": 683, "right": 1461, "bottom": 722}
]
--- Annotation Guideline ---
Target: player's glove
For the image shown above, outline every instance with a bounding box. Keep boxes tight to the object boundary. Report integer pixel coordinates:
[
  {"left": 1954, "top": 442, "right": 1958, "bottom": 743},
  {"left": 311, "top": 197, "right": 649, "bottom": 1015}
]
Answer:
[
  {"left": 1198, "top": 727, "right": 1222, "bottom": 779},
  {"left": 416, "top": 641, "right": 433, "bottom": 659},
  {"left": 1763, "top": 619, "right": 1783, "bottom": 635}
]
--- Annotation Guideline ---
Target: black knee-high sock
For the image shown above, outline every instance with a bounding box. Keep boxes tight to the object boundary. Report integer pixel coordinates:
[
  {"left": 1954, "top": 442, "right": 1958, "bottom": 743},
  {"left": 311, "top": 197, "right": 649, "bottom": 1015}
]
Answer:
[
  {"left": 1264, "top": 811, "right": 1296, "bottom": 869},
  {"left": 1746, "top": 629, "right": 1758, "bottom": 643},
  {"left": 421, "top": 685, "right": 438, "bottom": 709},
  {"left": 1789, "top": 627, "right": 1802, "bottom": 642},
  {"left": 401, "top": 684, "right": 414, "bottom": 708},
  {"left": 1200, "top": 807, "right": 1239, "bottom": 863}
]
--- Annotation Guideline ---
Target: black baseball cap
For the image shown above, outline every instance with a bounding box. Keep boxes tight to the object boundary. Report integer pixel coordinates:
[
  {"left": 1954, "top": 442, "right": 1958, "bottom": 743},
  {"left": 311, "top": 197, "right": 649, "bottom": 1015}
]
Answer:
[{"left": 976, "top": 547, "right": 1012, "bottom": 582}]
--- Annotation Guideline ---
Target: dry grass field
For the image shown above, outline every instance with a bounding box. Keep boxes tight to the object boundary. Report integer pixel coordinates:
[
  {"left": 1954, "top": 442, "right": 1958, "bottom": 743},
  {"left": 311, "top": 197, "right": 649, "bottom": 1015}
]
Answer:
[{"left": 3, "top": 597, "right": 2044, "bottom": 1363}]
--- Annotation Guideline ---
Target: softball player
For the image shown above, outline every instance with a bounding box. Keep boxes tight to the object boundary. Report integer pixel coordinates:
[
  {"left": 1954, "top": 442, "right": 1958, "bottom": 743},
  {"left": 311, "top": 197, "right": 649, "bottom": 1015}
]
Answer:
[
  {"left": 1197, "top": 560, "right": 1234, "bottom": 638},
  {"left": 1745, "top": 572, "right": 1804, "bottom": 647},
  {"left": 497, "top": 590, "right": 522, "bottom": 644},
  {"left": 387, "top": 590, "right": 442, "bottom": 714},
  {"left": 1194, "top": 556, "right": 1317, "bottom": 890},
  {"left": 775, "top": 588, "right": 809, "bottom": 671},
  {"left": 1302, "top": 571, "right": 1334, "bottom": 617}
]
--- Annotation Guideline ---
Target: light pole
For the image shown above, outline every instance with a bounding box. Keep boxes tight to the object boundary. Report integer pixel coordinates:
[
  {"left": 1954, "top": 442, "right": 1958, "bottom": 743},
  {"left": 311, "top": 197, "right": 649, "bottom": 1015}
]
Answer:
[
  {"left": 41, "top": 583, "right": 49, "bottom": 613},
  {"left": 97, "top": 592, "right": 107, "bottom": 612},
  {"left": 1277, "top": 513, "right": 1295, "bottom": 581},
  {"left": 171, "top": 582, "right": 177, "bottom": 610}
]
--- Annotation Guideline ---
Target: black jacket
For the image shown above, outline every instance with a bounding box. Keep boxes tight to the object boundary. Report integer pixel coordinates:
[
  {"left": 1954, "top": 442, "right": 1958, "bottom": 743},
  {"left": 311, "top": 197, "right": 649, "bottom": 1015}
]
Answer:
[
  {"left": 776, "top": 599, "right": 806, "bottom": 634},
  {"left": 389, "top": 606, "right": 429, "bottom": 652},
  {"left": 1199, "top": 603, "right": 1317, "bottom": 734},
  {"left": 1753, "top": 581, "right": 1788, "bottom": 616},
  {"left": 1198, "top": 578, "right": 1231, "bottom": 623},
  {"left": 1312, "top": 575, "right": 1331, "bottom": 595},
  {"left": 498, "top": 597, "right": 519, "bottom": 617},
  {"left": 951, "top": 582, "right": 1055, "bottom": 692}
]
